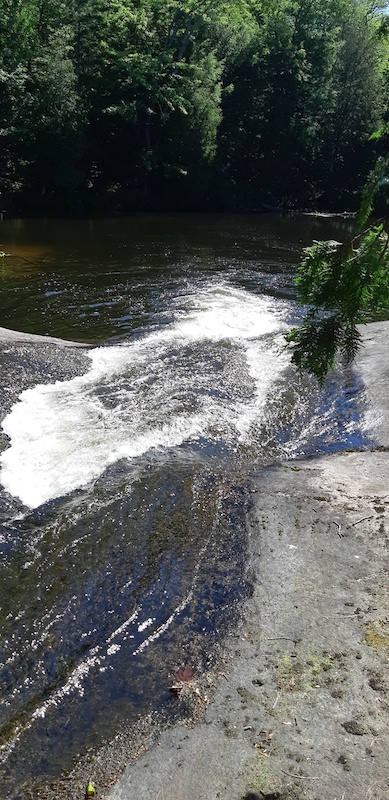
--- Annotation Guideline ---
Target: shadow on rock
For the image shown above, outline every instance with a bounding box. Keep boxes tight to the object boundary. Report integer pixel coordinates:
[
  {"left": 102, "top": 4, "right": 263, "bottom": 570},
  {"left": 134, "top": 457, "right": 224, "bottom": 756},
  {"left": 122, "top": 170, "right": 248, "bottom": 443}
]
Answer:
[{"left": 243, "top": 793, "right": 281, "bottom": 800}]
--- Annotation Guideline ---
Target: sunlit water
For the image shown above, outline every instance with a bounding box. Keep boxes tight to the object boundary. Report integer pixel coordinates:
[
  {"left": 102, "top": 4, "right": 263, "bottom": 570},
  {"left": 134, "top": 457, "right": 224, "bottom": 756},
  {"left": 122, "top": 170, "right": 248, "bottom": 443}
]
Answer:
[{"left": 0, "top": 214, "right": 371, "bottom": 798}]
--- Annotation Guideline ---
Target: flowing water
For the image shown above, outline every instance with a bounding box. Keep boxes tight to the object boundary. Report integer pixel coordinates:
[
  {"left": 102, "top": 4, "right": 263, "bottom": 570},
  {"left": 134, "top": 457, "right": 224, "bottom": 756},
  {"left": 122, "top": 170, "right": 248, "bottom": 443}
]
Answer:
[{"left": 0, "top": 214, "right": 370, "bottom": 798}]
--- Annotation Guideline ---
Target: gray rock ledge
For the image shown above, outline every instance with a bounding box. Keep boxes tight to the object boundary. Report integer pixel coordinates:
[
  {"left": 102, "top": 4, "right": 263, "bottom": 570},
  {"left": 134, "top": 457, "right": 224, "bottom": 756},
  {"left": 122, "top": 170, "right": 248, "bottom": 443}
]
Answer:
[
  {"left": 0, "top": 325, "right": 89, "bottom": 347},
  {"left": 101, "top": 321, "right": 389, "bottom": 800}
]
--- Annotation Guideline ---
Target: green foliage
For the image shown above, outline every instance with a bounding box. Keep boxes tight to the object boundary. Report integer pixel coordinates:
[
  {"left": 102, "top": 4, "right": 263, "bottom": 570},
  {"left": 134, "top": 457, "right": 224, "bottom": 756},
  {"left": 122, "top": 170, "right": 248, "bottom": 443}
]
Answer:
[
  {"left": 287, "top": 105, "right": 389, "bottom": 384},
  {"left": 286, "top": 219, "right": 389, "bottom": 383},
  {"left": 358, "top": 154, "right": 389, "bottom": 225},
  {"left": 1, "top": 0, "right": 389, "bottom": 211},
  {"left": 0, "top": 0, "right": 81, "bottom": 211},
  {"left": 219, "top": 0, "right": 388, "bottom": 209}
]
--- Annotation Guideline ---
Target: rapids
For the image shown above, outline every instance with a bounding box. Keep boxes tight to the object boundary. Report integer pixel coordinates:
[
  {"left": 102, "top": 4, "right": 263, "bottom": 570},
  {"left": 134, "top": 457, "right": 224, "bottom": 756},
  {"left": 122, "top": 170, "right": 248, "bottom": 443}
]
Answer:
[{"left": 0, "top": 214, "right": 370, "bottom": 798}]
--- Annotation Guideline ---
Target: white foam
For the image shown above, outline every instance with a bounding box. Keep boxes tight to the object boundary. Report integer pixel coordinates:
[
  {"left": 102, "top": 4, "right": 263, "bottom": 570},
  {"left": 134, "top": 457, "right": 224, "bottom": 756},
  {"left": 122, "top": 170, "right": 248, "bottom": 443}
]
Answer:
[
  {"left": 172, "top": 285, "right": 281, "bottom": 341},
  {"left": 1, "top": 283, "right": 287, "bottom": 508}
]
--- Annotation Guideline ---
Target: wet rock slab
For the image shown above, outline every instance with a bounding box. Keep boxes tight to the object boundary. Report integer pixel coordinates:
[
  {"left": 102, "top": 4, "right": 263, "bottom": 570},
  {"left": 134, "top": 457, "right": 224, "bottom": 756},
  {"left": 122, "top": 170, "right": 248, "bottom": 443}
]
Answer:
[
  {"left": 103, "top": 323, "right": 389, "bottom": 800},
  {"left": 2, "top": 322, "right": 388, "bottom": 800},
  {"left": 104, "top": 453, "right": 389, "bottom": 800},
  {"left": 0, "top": 329, "right": 91, "bottom": 460}
]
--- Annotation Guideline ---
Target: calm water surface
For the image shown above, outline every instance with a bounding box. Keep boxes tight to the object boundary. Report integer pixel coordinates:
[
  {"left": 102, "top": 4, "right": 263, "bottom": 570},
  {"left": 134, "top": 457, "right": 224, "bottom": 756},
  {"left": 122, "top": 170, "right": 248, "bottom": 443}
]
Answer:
[{"left": 0, "top": 214, "right": 370, "bottom": 798}]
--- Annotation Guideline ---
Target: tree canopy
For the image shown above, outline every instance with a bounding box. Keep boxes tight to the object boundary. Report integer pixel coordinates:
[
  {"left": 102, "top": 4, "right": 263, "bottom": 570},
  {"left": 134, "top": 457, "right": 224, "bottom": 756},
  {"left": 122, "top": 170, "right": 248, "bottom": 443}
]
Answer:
[{"left": 1, "top": 0, "right": 389, "bottom": 214}]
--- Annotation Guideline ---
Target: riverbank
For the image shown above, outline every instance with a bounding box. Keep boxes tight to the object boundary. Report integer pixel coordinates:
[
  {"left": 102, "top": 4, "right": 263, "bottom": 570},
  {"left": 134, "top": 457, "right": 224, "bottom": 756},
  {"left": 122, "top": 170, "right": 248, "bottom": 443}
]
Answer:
[{"left": 101, "top": 322, "right": 389, "bottom": 800}]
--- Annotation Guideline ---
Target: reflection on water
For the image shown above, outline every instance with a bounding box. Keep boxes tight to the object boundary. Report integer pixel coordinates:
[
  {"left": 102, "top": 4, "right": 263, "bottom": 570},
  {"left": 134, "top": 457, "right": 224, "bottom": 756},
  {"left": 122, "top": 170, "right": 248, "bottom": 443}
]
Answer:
[
  {"left": 0, "top": 213, "right": 368, "bottom": 799},
  {"left": 0, "top": 213, "right": 358, "bottom": 342}
]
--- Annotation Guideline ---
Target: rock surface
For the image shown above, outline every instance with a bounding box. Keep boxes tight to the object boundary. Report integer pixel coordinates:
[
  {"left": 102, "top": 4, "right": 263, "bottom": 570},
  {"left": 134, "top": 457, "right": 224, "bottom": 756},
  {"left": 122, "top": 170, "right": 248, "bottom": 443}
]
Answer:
[
  {"left": 104, "top": 322, "right": 389, "bottom": 800},
  {"left": 0, "top": 326, "right": 88, "bottom": 347}
]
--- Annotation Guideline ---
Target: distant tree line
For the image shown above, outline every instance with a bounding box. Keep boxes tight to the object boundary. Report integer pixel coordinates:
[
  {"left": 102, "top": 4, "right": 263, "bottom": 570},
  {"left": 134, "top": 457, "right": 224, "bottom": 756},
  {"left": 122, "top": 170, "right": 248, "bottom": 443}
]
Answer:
[{"left": 1, "top": 0, "right": 389, "bottom": 215}]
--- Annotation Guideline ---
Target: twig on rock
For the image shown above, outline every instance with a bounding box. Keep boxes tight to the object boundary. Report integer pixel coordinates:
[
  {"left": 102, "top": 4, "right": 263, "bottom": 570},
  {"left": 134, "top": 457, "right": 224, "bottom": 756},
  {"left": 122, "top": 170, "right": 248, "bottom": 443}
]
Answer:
[
  {"left": 333, "top": 520, "right": 343, "bottom": 537},
  {"left": 351, "top": 515, "right": 374, "bottom": 527},
  {"left": 280, "top": 768, "right": 320, "bottom": 780}
]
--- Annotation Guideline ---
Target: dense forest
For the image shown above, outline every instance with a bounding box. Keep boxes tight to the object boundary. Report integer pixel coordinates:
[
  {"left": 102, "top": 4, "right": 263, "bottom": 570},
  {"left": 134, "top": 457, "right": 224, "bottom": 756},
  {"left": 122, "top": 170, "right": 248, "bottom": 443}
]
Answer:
[{"left": 1, "top": 0, "right": 389, "bottom": 215}]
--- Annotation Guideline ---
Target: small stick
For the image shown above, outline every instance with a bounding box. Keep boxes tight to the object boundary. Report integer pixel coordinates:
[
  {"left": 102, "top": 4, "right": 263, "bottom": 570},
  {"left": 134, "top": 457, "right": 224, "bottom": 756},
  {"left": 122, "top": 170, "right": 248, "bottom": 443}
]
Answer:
[
  {"left": 272, "top": 693, "right": 280, "bottom": 709},
  {"left": 266, "top": 637, "right": 298, "bottom": 644},
  {"left": 351, "top": 515, "right": 374, "bottom": 527},
  {"left": 333, "top": 520, "right": 343, "bottom": 537},
  {"left": 280, "top": 768, "right": 320, "bottom": 780}
]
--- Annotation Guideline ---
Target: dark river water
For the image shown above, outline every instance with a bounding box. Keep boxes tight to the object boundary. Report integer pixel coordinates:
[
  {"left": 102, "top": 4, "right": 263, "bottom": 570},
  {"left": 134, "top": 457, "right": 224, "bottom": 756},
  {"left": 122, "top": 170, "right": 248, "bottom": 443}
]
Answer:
[{"left": 0, "top": 214, "right": 370, "bottom": 798}]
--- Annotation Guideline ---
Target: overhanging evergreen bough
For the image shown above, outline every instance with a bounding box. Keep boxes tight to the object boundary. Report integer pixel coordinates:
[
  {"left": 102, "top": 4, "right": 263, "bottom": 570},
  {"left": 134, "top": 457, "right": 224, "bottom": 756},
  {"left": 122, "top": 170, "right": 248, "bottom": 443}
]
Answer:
[{"left": 285, "top": 147, "right": 389, "bottom": 384}]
